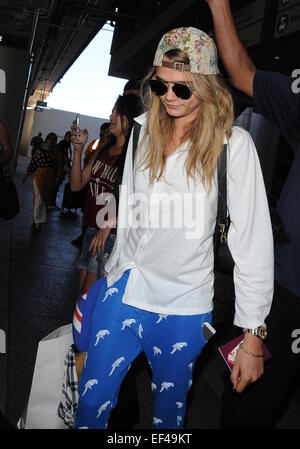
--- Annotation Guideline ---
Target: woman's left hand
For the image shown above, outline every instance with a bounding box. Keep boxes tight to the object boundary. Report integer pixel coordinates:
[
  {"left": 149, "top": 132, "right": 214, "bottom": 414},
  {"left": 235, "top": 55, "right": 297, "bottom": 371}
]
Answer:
[
  {"left": 231, "top": 333, "right": 264, "bottom": 393},
  {"left": 89, "top": 227, "right": 111, "bottom": 256}
]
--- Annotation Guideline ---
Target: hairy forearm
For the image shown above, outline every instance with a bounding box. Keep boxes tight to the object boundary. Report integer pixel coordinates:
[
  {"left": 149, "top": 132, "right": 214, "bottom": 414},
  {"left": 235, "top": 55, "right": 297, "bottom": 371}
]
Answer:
[{"left": 208, "top": 0, "right": 256, "bottom": 96}]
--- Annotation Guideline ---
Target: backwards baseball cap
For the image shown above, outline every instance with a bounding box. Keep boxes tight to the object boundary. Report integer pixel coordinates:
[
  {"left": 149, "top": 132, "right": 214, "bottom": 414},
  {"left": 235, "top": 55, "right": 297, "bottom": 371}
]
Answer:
[{"left": 153, "top": 27, "right": 219, "bottom": 75}]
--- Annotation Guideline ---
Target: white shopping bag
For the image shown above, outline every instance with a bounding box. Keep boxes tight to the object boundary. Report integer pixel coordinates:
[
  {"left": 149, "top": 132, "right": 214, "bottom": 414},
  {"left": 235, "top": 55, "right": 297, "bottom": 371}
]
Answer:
[{"left": 18, "top": 324, "right": 73, "bottom": 429}]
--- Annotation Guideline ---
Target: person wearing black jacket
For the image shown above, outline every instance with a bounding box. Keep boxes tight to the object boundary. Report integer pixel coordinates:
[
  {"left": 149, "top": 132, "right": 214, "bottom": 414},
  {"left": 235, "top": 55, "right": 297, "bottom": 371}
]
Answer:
[{"left": 206, "top": 0, "right": 300, "bottom": 428}]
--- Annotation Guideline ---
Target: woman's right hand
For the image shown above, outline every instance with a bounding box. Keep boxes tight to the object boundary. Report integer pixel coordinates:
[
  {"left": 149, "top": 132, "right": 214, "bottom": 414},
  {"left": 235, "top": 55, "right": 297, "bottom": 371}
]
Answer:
[
  {"left": 89, "top": 227, "right": 111, "bottom": 256},
  {"left": 71, "top": 121, "right": 89, "bottom": 153}
]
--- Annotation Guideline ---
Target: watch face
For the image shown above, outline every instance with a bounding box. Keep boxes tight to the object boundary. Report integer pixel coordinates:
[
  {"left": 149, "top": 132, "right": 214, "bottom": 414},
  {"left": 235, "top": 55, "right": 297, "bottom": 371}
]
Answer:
[{"left": 259, "top": 327, "right": 267, "bottom": 339}]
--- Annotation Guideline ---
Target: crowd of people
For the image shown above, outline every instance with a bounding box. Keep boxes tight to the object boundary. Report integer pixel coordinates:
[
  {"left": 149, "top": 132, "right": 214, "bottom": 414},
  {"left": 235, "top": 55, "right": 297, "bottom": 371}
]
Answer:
[
  {"left": 1, "top": 0, "right": 300, "bottom": 431},
  {"left": 22, "top": 80, "right": 143, "bottom": 235}
]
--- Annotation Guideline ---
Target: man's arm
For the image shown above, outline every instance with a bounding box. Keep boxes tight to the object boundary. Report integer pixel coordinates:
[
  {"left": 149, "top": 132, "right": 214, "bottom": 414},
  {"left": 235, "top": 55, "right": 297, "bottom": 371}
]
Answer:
[{"left": 206, "top": 0, "right": 256, "bottom": 97}]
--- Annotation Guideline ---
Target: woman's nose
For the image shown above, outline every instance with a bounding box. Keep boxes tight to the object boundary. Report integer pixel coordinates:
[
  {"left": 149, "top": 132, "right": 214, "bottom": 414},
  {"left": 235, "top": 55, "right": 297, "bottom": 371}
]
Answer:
[{"left": 165, "top": 83, "right": 175, "bottom": 100}]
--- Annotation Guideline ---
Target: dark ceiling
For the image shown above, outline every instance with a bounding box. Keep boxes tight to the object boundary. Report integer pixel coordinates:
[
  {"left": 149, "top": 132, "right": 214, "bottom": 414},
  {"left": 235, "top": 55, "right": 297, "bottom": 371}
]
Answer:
[
  {"left": 0, "top": 0, "right": 126, "bottom": 108},
  {"left": 108, "top": 0, "right": 300, "bottom": 80}
]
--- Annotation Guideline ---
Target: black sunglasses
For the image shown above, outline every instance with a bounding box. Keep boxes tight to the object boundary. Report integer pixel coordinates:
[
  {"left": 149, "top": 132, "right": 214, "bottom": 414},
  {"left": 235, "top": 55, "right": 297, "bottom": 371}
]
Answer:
[{"left": 148, "top": 79, "right": 194, "bottom": 100}]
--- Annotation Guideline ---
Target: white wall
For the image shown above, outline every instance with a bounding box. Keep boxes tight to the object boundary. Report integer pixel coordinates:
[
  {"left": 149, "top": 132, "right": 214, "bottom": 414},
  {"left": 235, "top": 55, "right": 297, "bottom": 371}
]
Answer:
[{"left": 23, "top": 108, "right": 109, "bottom": 157}]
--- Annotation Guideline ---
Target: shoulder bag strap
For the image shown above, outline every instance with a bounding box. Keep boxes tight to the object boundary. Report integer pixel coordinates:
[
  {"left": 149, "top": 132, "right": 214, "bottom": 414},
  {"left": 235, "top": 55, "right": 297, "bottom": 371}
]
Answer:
[
  {"left": 216, "top": 144, "right": 228, "bottom": 224},
  {"left": 132, "top": 122, "right": 142, "bottom": 164}
]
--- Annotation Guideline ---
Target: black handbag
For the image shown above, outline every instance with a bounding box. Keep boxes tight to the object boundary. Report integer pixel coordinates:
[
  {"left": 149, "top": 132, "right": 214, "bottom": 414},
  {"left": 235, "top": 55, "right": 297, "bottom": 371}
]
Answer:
[
  {"left": 0, "top": 165, "right": 19, "bottom": 220},
  {"left": 213, "top": 145, "right": 234, "bottom": 275}
]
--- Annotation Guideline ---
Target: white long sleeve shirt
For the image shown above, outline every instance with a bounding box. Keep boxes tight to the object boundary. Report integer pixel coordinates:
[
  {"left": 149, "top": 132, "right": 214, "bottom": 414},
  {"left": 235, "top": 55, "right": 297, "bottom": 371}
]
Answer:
[{"left": 105, "top": 113, "right": 274, "bottom": 329}]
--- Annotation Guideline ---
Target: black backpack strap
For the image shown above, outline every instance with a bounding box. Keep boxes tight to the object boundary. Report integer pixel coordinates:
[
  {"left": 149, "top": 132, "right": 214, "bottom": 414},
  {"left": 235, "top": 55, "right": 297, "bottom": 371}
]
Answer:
[
  {"left": 213, "top": 143, "right": 235, "bottom": 275},
  {"left": 216, "top": 144, "right": 228, "bottom": 225},
  {"left": 213, "top": 143, "right": 231, "bottom": 249},
  {"left": 132, "top": 122, "right": 142, "bottom": 164}
]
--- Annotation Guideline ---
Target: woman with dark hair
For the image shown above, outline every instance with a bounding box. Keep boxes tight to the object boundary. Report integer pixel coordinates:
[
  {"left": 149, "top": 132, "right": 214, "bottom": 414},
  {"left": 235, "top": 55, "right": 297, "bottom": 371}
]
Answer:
[
  {"left": 63, "top": 95, "right": 142, "bottom": 430},
  {"left": 22, "top": 132, "right": 58, "bottom": 230},
  {"left": 70, "top": 94, "right": 142, "bottom": 295}
]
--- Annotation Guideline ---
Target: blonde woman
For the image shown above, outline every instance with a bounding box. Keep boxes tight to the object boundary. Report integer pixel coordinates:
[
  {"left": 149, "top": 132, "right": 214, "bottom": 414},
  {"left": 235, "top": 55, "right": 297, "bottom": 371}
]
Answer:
[{"left": 74, "top": 27, "right": 273, "bottom": 429}]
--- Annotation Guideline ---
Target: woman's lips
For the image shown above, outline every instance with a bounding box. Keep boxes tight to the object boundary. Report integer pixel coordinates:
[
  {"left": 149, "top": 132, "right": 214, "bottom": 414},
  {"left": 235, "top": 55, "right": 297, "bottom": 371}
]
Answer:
[{"left": 164, "top": 103, "right": 180, "bottom": 109}]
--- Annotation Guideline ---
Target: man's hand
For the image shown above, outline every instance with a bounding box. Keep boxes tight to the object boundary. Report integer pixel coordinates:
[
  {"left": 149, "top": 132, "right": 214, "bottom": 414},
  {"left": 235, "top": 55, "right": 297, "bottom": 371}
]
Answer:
[
  {"left": 203, "top": 0, "right": 255, "bottom": 96},
  {"left": 71, "top": 121, "right": 89, "bottom": 153},
  {"left": 231, "top": 333, "right": 264, "bottom": 393},
  {"left": 89, "top": 227, "right": 111, "bottom": 256}
]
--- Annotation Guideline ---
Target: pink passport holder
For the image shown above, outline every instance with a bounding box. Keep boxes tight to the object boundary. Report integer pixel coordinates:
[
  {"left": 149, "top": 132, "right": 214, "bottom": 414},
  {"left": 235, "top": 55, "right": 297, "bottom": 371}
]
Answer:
[{"left": 218, "top": 334, "right": 272, "bottom": 371}]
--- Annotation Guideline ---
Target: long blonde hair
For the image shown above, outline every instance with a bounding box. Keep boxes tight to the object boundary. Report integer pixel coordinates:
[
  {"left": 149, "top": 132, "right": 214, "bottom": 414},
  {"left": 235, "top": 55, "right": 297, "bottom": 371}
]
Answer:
[{"left": 140, "top": 49, "right": 234, "bottom": 191}]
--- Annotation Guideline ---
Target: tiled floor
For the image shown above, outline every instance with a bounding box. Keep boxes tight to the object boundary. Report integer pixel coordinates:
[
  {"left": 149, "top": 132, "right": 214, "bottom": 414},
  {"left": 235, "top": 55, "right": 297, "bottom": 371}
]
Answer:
[{"left": 0, "top": 155, "right": 299, "bottom": 429}]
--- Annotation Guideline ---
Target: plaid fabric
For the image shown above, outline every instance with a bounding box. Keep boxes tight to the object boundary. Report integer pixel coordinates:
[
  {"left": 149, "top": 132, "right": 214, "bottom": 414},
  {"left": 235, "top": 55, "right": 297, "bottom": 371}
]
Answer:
[{"left": 57, "top": 344, "right": 79, "bottom": 428}]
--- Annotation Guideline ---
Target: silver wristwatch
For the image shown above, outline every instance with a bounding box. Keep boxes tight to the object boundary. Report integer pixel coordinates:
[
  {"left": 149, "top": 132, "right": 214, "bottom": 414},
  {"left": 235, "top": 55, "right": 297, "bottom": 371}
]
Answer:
[{"left": 243, "top": 326, "right": 267, "bottom": 340}]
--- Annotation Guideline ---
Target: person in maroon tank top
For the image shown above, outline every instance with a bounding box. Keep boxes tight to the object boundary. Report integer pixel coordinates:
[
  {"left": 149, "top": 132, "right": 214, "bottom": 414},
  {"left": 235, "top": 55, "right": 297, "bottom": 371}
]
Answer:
[{"left": 70, "top": 94, "right": 142, "bottom": 295}]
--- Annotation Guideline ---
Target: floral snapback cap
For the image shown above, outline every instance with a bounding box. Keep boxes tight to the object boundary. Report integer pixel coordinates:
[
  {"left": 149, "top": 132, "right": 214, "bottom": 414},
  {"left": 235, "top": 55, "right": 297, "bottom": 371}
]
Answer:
[{"left": 153, "top": 27, "right": 219, "bottom": 75}]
